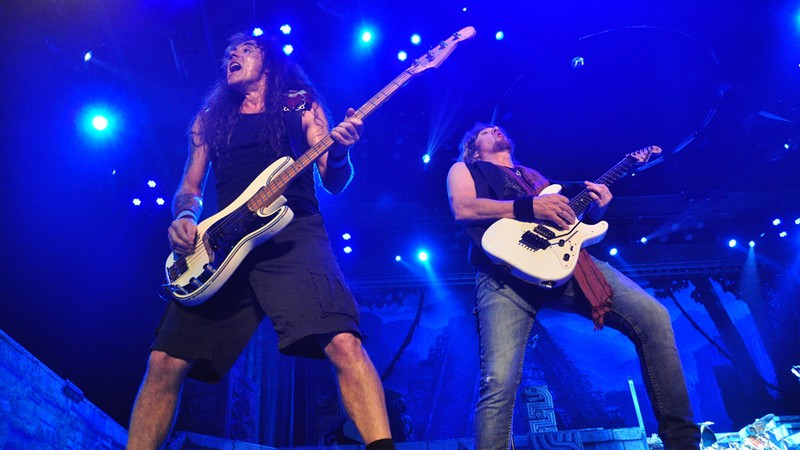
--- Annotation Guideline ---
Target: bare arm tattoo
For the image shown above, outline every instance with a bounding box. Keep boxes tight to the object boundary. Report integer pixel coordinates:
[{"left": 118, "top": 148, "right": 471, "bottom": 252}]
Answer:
[{"left": 172, "top": 192, "right": 203, "bottom": 218}]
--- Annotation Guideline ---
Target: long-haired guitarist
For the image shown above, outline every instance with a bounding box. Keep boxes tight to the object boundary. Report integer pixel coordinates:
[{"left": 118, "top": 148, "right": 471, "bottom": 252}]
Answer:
[
  {"left": 446, "top": 123, "right": 700, "bottom": 450},
  {"left": 127, "top": 32, "right": 395, "bottom": 450}
]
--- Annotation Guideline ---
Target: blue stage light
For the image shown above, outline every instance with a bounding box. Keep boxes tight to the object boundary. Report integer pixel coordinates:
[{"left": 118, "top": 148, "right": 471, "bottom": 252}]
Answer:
[
  {"left": 749, "top": 240, "right": 755, "bottom": 248},
  {"left": 410, "top": 34, "right": 421, "bottom": 45},
  {"left": 84, "top": 51, "right": 92, "bottom": 62},
  {"left": 395, "top": 255, "right": 402, "bottom": 262},
  {"left": 132, "top": 198, "right": 142, "bottom": 206},
  {"left": 779, "top": 231, "right": 788, "bottom": 238},
  {"left": 156, "top": 198, "right": 166, "bottom": 206},
  {"left": 397, "top": 51, "right": 408, "bottom": 61},
  {"left": 773, "top": 218, "right": 781, "bottom": 226},
  {"left": 80, "top": 105, "right": 119, "bottom": 143},
  {"left": 342, "top": 233, "right": 351, "bottom": 240},
  {"left": 279, "top": 24, "right": 292, "bottom": 35},
  {"left": 282, "top": 45, "right": 294, "bottom": 56},
  {"left": 417, "top": 251, "right": 429, "bottom": 262},
  {"left": 728, "top": 239, "right": 737, "bottom": 248},
  {"left": 354, "top": 26, "right": 379, "bottom": 54},
  {"left": 252, "top": 28, "right": 264, "bottom": 37},
  {"left": 495, "top": 31, "right": 505, "bottom": 41},
  {"left": 609, "top": 247, "right": 618, "bottom": 256},
  {"left": 796, "top": 8, "right": 800, "bottom": 31},
  {"left": 361, "top": 30, "right": 373, "bottom": 43},
  {"left": 422, "top": 154, "right": 431, "bottom": 164},
  {"left": 147, "top": 180, "right": 156, "bottom": 188},
  {"left": 639, "top": 236, "right": 648, "bottom": 244},
  {"left": 343, "top": 246, "right": 353, "bottom": 254},
  {"left": 91, "top": 115, "right": 109, "bottom": 131},
  {"left": 795, "top": 218, "right": 800, "bottom": 225}
]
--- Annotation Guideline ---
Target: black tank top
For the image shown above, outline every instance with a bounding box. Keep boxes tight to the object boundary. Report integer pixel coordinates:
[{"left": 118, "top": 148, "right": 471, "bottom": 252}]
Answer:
[
  {"left": 211, "top": 109, "right": 320, "bottom": 215},
  {"left": 464, "top": 160, "right": 549, "bottom": 269}
]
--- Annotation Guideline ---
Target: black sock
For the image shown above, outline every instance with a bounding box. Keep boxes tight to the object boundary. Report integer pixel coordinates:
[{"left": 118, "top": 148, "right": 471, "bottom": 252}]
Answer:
[{"left": 365, "top": 438, "right": 395, "bottom": 450}]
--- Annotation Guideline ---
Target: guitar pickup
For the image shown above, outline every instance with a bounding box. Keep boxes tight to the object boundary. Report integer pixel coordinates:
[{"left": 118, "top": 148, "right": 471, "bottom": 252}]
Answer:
[{"left": 533, "top": 224, "right": 556, "bottom": 239}]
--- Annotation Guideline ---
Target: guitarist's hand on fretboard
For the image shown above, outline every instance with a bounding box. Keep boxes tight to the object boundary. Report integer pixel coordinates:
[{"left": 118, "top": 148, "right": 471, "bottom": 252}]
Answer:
[
  {"left": 532, "top": 193, "right": 575, "bottom": 230},
  {"left": 329, "top": 107, "right": 363, "bottom": 151},
  {"left": 583, "top": 181, "right": 613, "bottom": 223}
]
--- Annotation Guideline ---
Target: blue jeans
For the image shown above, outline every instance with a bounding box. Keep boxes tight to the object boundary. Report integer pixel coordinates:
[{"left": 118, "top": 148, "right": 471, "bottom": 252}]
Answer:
[{"left": 474, "top": 258, "right": 700, "bottom": 450}]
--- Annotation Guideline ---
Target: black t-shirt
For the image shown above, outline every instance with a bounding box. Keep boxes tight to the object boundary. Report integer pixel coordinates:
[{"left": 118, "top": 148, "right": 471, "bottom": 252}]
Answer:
[{"left": 211, "top": 108, "right": 319, "bottom": 215}]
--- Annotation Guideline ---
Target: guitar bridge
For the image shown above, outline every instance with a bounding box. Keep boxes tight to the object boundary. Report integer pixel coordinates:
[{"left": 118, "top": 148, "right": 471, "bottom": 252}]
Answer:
[
  {"left": 166, "top": 258, "right": 188, "bottom": 282},
  {"left": 519, "top": 230, "right": 550, "bottom": 250}
]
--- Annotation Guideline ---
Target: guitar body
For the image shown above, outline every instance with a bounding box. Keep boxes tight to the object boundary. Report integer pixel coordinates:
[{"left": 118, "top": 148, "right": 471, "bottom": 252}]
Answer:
[
  {"left": 481, "top": 184, "right": 608, "bottom": 288},
  {"left": 160, "top": 157, "right": 296, "bottom": 306}
]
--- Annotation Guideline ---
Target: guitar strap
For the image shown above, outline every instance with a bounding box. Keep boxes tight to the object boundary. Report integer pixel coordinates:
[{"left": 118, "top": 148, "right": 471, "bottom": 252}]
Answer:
[{"left": 469, "top": 160, "right": 613, "bottom": 330}]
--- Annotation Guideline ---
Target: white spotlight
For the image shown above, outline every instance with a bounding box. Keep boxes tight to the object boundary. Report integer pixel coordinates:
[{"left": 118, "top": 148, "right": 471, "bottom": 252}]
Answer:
[{"left": 91, "top": 115, "right": 109, "bottom": 131}]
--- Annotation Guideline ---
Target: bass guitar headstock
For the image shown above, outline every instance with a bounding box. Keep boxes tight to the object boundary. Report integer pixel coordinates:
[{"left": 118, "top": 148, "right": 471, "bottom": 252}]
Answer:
[{"left": 407, "top": 26, "right": 476, "bottom": 76}]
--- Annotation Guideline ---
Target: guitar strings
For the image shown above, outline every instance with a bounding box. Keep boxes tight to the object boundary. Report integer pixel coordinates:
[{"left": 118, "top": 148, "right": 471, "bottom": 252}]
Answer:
[{"left": 566, "top": 154, "right": 636, "bottom": 215}]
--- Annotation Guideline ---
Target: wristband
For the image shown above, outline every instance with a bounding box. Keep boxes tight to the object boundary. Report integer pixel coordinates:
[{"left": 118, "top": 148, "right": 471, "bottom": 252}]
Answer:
[
  {"left": 328, "top": 151, "right": 350, "bottom": 169},
  {"left": 513, "top": 196, "right": 536, "bottom": 222},
  {"left": 176, "top": 210, "right": 197, "bottom": 222}
]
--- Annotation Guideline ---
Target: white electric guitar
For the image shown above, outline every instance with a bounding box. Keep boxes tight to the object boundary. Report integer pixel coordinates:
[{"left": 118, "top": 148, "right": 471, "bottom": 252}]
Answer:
[
  {"left": 159, "top": 27, "right": 476, "bottom": 306},
  {"left": 481, "top": 145, "right": 661, "bottom": 288}
]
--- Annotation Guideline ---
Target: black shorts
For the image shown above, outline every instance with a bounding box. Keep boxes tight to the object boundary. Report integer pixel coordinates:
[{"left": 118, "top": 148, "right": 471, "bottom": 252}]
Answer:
[{"left": 151, "top": 214, "right": 361, "bottom": 382}]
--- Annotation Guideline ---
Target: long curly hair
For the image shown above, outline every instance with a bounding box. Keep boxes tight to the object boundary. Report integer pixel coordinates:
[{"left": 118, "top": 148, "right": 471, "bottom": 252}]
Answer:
[
  {"left": 457, "top": 122, "right": 515, "bottom": 163},
  {"left": 192, "top": 32, "right": 321, "bottom": 158}
]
